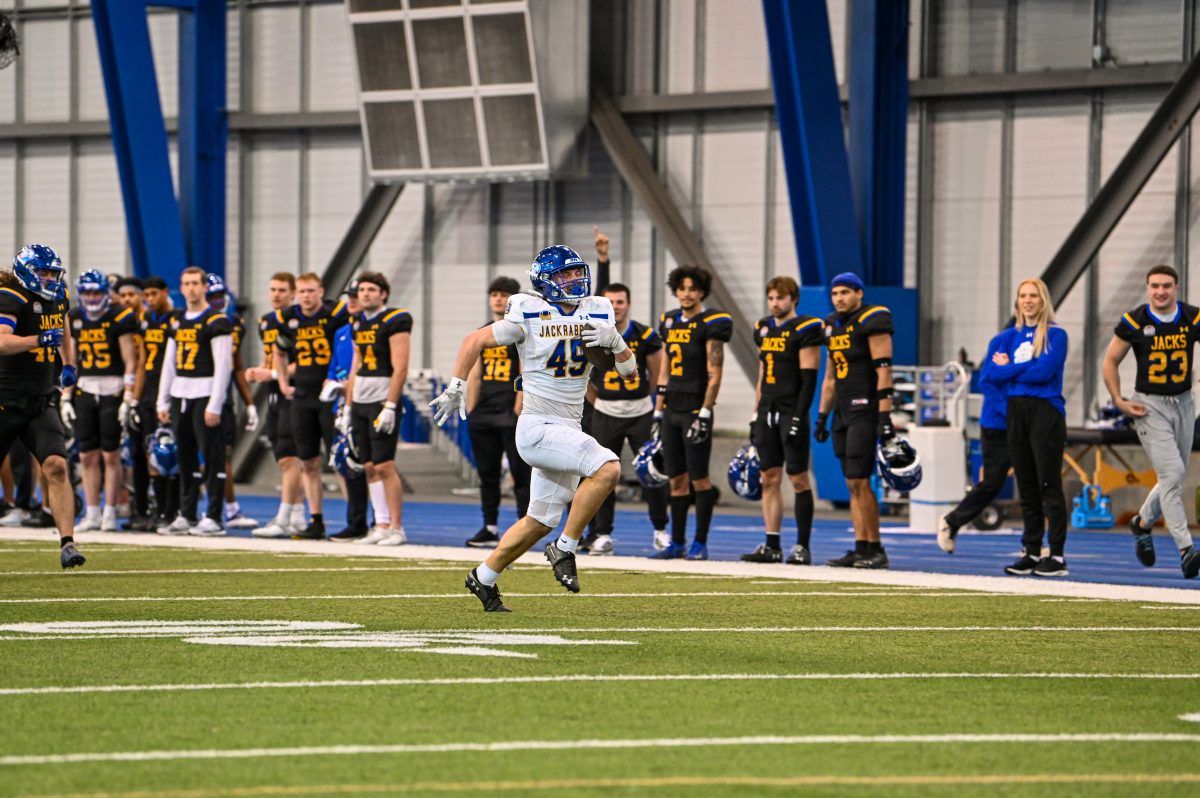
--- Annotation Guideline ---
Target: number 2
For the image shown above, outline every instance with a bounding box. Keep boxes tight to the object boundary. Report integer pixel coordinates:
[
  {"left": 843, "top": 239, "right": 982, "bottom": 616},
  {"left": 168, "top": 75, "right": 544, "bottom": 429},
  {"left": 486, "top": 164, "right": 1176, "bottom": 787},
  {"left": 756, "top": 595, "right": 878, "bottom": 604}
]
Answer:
[
  {"left": 1148, "top": 350, "right": 1187, "bottom": 384},
  {"left": 668, "top": 343, "right": 683, "bottom": 377}
]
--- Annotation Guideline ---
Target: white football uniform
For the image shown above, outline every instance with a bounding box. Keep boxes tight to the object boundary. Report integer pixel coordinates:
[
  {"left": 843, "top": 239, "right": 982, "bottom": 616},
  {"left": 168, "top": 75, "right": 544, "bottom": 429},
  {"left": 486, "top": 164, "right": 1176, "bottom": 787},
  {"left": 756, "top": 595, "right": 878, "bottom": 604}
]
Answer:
[{"left": 490, "top": 292, "right": 619, "bottom": 527}]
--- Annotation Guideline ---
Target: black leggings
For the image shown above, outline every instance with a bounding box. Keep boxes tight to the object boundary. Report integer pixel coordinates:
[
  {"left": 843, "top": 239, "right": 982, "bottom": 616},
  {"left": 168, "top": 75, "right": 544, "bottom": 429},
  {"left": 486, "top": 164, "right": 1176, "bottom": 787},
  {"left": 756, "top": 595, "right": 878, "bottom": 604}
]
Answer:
[
  {"left": 468, "top": 416, "right": 529, "bottom": 526},
  {"left": 172, "top": 397, "right": 226, "bottom": 524},
  {"left": 944, "top": 427, "right": 1010, "bottom": 532},
  {"left": 1006, "top": 396, "right": 1067, "bottom": 556}
]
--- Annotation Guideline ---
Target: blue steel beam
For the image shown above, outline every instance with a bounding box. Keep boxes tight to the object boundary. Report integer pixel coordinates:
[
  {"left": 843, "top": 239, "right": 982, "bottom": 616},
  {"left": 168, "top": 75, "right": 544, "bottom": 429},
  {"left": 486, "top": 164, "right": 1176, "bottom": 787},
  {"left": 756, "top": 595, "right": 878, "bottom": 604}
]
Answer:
[
  {"left": 91, "top": 0, "right": 188, "bottom": 282},
  {"left": 177, "top": 0, "right": 227, "bottom": 276},
  {"left": 848, "top": 0, "right": 909, "bottom": 286},
  {"left": 762, "top": 0, "right": 863, "bottom": 287}
]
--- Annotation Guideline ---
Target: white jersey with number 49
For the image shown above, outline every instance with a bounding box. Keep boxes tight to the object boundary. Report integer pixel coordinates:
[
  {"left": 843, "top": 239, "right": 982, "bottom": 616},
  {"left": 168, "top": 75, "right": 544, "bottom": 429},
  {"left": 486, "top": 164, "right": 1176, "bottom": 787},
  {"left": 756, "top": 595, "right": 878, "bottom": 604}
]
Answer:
[{"left": 493, "top": 292, "right": 614, "bottom": 418}]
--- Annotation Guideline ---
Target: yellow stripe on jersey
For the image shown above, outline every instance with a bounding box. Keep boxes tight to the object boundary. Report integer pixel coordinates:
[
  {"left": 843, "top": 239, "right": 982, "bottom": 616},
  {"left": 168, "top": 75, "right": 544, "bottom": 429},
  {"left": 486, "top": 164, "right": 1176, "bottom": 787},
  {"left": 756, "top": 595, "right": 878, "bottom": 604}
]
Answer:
[
  {"left": 858, "top": 306, "right": 889, "bottom": 322},
  {"left": 704, "top": 312, "right": 733, "bottom": 323},
  {"left": 795, "top": 318, "right": 822, "bottom": 331},
  {"left": 1122, "top": 312, "right": 1139, "bottom": 330},
  {"left": 0, "top": 287, "right": 27, "bottom": 304},
  {"left": 641, "top": 326, "right": 655, "bottom": 340},
  {"left": 332, "top": 298, "right": 347, "bottom": 316},
  {"left": 206, "top": 314, "right": 224, "bottom": 325},
  {"left": 274, "top": 309, "right": 284, "bottom": 324},
  {"left": 382, "top": 308, "right": 408, "bottom": 323},
  {"left": 1192, "top": 308, "right": 1200, "bottom": 326},
  {"left": 114, "top": 308, "right": 132, "bottom": 322}
]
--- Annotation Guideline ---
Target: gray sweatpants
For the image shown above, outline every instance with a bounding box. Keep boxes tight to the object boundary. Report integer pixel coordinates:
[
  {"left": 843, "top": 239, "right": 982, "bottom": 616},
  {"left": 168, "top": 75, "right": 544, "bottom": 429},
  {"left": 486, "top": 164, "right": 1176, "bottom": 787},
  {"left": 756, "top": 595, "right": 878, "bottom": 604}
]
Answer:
[{"left": 1133, "top": 391, "right": 1195, "bottom": 551}]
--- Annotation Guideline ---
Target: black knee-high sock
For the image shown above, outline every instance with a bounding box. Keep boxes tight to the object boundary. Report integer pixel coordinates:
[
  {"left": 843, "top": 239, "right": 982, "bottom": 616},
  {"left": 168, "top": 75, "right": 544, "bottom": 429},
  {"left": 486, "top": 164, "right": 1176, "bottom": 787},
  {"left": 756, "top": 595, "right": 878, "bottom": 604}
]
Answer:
[
  {"left": 669, "top": 495, "right": 690, "bottom": 545},
  {"left": 694, "top": 488, "right": 716, "bottom": 544},
  {"left": 151, "top": 476, "right": 167, "bottom": 517},
  {"left": 794, "top": 489, "right": 814, "bottom": 548},
  {"left": 166, "top": 476, "right": 181, "bottom": 519}
]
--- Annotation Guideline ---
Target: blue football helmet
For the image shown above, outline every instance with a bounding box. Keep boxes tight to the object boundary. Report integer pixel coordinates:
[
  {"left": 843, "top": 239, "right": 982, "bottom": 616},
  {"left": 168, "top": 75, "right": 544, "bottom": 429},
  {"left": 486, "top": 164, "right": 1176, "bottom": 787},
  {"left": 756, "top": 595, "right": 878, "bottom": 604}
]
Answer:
[
  {"left": 120, "top": 430, "right": 135, "bottom": 469},
  {"left": 634, "top": 436, "right": 668, "bottom": 489},
  {"left": 529, "top": 245, "right": 590, "bottom": 305},
  {"left": 329, "top": 431, "right": 364, "bottom": 479},
  {"left": 876, "top": 436, "right": 922, "bottom": 492},
  {"left": 727, "top": 444, "right": 762, "bottom": 501},
  {"left": 76, "top": 269, "right": 110, "bottom": 315},
  {"left": 13, "top": 244, "right": 67, "bottom": 301},
  {"left": 206, "top": 273, "right": 234, "bottom": 315},
  {"left": 148, "top": 425, "right": 180, "bottom": 477}
]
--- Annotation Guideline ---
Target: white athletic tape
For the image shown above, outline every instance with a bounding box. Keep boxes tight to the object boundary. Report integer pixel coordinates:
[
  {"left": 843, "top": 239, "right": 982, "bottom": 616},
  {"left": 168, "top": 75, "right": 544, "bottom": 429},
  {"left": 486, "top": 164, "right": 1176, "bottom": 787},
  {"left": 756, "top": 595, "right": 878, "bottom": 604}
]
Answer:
[
  {"left": 3, "top": 733, "right": 1200, "bottom": 766},
  {"left": 3, "top": 672, "right": 1199, "bottom": 697}
]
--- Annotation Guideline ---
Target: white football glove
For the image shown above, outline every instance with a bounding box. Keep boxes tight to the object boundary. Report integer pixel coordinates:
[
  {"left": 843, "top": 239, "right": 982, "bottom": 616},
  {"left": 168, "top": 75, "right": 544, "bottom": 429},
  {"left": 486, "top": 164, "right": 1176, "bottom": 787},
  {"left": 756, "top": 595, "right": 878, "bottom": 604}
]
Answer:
[
  {"left": 245, "top": 404, "right": 260, "bottom": 431},
  {"left": 581, "top": 322, "right": 628, "bottom": 354},
  {"left": 60, "top": 399, "right": 76, "bottom": 429},
  {"left": 429, "top": 377, "right": 467, "bottom": 427},
  {"left": 319, "top": 380, "right": 344, "bottom": 403},
  {"left": 118, "top": 392, "right": 134, "bottom": 428},
  {"left": 374, "top": 402, "right": 397, "bottom": 435},
  {"left": 1013, "top": 341, "right": 1034, "bottom": 364},
  {"left": 335, "top": 401, "right": 351, "bottom": 433}
]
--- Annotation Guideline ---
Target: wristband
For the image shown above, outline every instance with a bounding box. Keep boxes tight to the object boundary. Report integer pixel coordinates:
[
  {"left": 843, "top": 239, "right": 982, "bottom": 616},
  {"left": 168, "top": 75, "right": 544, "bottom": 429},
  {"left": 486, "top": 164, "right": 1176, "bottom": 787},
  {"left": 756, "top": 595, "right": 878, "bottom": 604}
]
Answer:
[
  {"left": 447, "top": 376, "right": 467, "bottom": 394},
  {"left": 877, "top": 387, "right": 894, "bottom": 400},
  {"left": 270, "top": 369, "right": 278, "bottom": 380},
  {"left": 614, "top": 355, "right": 637, "bottom": 377},
  {"left": 872, "top": 357, "right": 892, "bottom": 369},
  {"left": 123, "top": 374, "right": 136, "bottom": 387},
  {"left": 656, "top": 386, "right": 665, "bottom": 397},
  {"left": 698, "top": 407, "right": 713, "bottom": 419},
  {"left": 383, "top": 401, "right": 397, "bottom": 410}
]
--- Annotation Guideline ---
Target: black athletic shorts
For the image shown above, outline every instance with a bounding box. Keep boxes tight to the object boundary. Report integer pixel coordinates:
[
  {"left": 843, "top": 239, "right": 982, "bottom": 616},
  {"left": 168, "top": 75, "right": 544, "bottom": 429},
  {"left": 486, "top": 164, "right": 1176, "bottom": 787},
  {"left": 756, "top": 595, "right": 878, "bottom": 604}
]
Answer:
[
  {"left": 349, "top": 401, "right": 400, "bottom": 465},
  {"left": 291, "top": 393, "right": 334, "bottom": 461},
  {"left": 221, "top": 403, "right": 236, "bottom": 449},
  {"left": 74, "top": 391, "right": 122, "bottom": 453},
  {"left": 832, "top": 405, "right": 878, "bottom": 480},
  {"left": 266, "top": 394, "right": 298, "bottom": 460},
  {"left": 660, "top": 408, "right": 713, "bottom": 481},
  {"left": 0, "top": 393, "right": 68, "bottom": 465},
  {"left": 752, "top": 411, "right": 808, "bottom": 475}
]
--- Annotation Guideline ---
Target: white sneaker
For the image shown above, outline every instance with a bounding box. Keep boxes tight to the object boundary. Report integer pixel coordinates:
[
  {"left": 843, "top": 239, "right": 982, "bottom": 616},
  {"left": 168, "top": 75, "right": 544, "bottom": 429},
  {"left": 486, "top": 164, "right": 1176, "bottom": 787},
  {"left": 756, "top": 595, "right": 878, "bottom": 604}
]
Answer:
[
  {"left": 376, "top": 528, "right": 408, "bottom": 546},
  {"left": 76, "top": 516, "right": 102, "bottom": 533},
  {"left": 653, "top": 530, "right": 671, "bottom": 551},
  {"left": 100, "top": 509, "right": 118, "bottom": 532},
  {"left": 156, "top": 516, "right": 193, "bottom": 536},
  {"left": 591, "top": 534, "right": 614, "bottom": 555},
  {"left": 189, "top": 517, "right": 226, "bottom": 537},
  {"left": 290, "top": 512, "right": 306, "bottom": 530},
  {"left": 251, "top": 520, "right": 293, "bottom": 539},
  {"left": 225, "top": 511, "right": 260, "bottom": 529},
  {"left": 0, "top": 508, "right": 29, "bottom": 527},
  {"left": 937, "top": 515, "right": 956, "bottom": 554},
  {"left": 361, "top": 527, "right": 391, "bottom": 545}
]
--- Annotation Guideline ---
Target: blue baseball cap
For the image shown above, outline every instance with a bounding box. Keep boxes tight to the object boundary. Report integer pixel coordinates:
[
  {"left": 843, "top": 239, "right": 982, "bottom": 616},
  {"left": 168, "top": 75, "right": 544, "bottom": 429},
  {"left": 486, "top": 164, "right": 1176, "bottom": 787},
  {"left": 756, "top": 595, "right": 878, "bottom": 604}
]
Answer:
[{"left": 831, "top": 272, "right": 864, "bottom": 292}]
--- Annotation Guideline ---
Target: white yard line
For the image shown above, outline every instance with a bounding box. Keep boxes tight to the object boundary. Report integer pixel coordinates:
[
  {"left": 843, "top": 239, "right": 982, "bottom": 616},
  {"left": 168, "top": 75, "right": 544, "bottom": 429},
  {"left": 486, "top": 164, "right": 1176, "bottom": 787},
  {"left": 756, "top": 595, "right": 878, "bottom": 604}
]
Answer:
[
  {"left": 0, "top": 591, "right": 1010, "bottom": 605},
  {"left": 3, "top": 528, "right": 1198, "bottom": 604},
  {"left": 4, "top": 733, "right": 1199, "bottom": 766},
  {"left": 0, "top": 566, "right": 508, "bottom": 576},
  {"left": 4, "top": 671, "right": 1199, "bottom": 697}
]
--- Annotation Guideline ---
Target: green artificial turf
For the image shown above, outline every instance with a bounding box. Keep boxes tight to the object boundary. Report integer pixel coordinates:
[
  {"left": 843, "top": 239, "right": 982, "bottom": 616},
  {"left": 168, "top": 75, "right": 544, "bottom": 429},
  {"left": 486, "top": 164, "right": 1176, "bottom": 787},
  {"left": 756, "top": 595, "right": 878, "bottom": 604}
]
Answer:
[{"left": 0, "top": 539, "right": 1197, "bottom": 797}]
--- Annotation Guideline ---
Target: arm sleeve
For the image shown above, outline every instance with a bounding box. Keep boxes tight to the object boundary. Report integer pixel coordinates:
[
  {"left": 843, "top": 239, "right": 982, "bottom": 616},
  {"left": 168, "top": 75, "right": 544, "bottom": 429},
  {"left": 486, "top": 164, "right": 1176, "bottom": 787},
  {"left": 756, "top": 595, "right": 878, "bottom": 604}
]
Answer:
[
  {"left": 491, "top": 319, "right": 525, "bottom": 346},
  {"left": 206, "top": 334, "right": 234, "bottom": 416},
  {"left": 796, "top": 368, "right": 818, "bottom": 417},
  {"left": 977, "top": 336, "right": 1003, "bottom": 389},
  {"left": 157, "top": 338, "right": 177, "bottom": 410},
  {"left": 1015, "top": 328, "right": 1069, "bottom": 384}
]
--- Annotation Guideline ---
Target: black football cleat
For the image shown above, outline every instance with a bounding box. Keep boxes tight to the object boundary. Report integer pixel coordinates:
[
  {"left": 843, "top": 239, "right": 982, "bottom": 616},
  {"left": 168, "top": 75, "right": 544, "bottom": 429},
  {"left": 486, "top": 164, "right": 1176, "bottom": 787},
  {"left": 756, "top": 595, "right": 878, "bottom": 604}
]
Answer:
[
  {"left": 1033, "top": 557, "right": 1069, "bottom": 577},
  {"left": 60, "top": 542, "right": 85, "bottom": 569},
  {"left": 785, "top": 544, "right": 812, "bottom": 565},
  {"left": 329, "top": 526, "right": 367, "bottom": 542},
  {"left": 292, "top": 520, "right": 326, "bottom": 541},
  {"left": 1182, "top": 547, "right": 1200, "bottom": 580},
  {"left": 825, "top": 549, "right": 861, "bottom": 568},
  {"left": 1004, "top": 552, "right": 1040, "bottom": 576},
  {"left": 464, "top": 527, "right": 500, "bottom": 548},
  {"left": 1130, "top": 516, "right": 1156, "bottom": 567},
  {"left": 741, "top": 543, "right": 782, "bottom": 563},
  {"left": 465, "top": 569, "right": 511, "bottom": 612},
  {"left": 31, "top": 508, "right": 56, "bottom": 528},
  {"left": 544, "top": 542, "right": 580, "bottom": 593},
  {"left": 853, "top": 548, "right": 889, "bottom": 569}
]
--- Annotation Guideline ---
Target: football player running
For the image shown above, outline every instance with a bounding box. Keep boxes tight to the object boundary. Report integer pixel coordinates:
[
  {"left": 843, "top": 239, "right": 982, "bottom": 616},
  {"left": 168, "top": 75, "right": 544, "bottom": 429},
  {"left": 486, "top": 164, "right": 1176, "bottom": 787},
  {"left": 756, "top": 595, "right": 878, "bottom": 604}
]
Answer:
[
  {"left": 0, "top": 245, "right": 83, "bottom": 568},
  {"left": 431, "top": 246, "right": 629, "bottom": 612}
]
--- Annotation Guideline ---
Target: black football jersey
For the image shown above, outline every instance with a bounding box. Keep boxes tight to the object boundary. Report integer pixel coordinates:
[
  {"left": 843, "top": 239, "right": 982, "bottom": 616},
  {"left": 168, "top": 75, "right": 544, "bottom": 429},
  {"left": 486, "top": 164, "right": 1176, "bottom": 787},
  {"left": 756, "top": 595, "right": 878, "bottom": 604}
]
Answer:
[
  {"left": 171, "top": 307, "right": 233, "bottom": 378},
  {"left": 658, "top": 308, "right": 734, "bottom": 413},
  {"left": 0, "top": 283, "right": 68, "bottom": 398},
  {"left": 140, "top": 310, "right": 175, "bottom": 392},
  {"left": 277, "top": 299, "right": 349, "bottom": 394},
  {"left": 258, "top": 309, "right": 284, "bottom": 395},
  {"left": 824, "top": 304, "right": 893, "bottom": 408},
  {"left": 353, "top": 307, "right": 412, "bottom": 379},
  {"left": 590, "top": 319, "right": 663, "bottom": 401},
  {"left": 69, "top": 305, "right": 139, "bottom": 378},
  {"left": 1114, "top": 303, "right": 1200, "bottom": 396},
  {"left": 474, "top": 319, "right": 520, "bottom": 417},
  {"left": 756, "top": 314, "right": 822, "bottom": 413}
]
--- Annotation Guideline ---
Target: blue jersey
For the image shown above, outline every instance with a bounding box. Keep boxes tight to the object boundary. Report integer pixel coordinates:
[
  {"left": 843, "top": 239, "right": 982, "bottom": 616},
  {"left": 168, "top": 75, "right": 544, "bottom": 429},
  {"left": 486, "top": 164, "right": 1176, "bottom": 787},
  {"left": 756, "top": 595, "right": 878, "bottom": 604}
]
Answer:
[
  {"left": 976, "top": 331, "right": 1009, "bottom": 431},
  {"left": 327, "top": 321, "right": 354, "bottom": 382},
  {"left": 985, "top": 323, "right": 1068, "bottom": 416}
]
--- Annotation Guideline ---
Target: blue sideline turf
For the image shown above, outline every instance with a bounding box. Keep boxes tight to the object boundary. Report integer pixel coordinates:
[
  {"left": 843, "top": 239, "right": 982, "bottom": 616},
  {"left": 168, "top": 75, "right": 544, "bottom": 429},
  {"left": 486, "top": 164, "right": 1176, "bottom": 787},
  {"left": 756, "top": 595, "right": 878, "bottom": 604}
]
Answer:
[{"left": 218, "top": 494, "right": 1197, "bottom": 591}]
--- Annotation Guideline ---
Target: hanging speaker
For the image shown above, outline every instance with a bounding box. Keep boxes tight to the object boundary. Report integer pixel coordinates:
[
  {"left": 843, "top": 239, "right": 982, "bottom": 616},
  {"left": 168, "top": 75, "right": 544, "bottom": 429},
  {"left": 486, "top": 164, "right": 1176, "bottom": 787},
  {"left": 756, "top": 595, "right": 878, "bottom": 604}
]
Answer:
[{"left": 346, "top": 0, "right": 589, "bottom": 182}]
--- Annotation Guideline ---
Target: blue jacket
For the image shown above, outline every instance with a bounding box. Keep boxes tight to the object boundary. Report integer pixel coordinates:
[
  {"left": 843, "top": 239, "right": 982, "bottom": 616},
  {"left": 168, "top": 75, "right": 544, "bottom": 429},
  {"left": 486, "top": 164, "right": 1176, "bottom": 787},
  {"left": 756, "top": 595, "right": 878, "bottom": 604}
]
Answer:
[
  {"left": 976, "top": 332, "right": 1008, "bottom": 431},
  {"left": 326, "top": 322, "right": 354, "bottom": 382},
  {"left": 983, "top": 322, "right": 1068, "bottom": 416}
]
